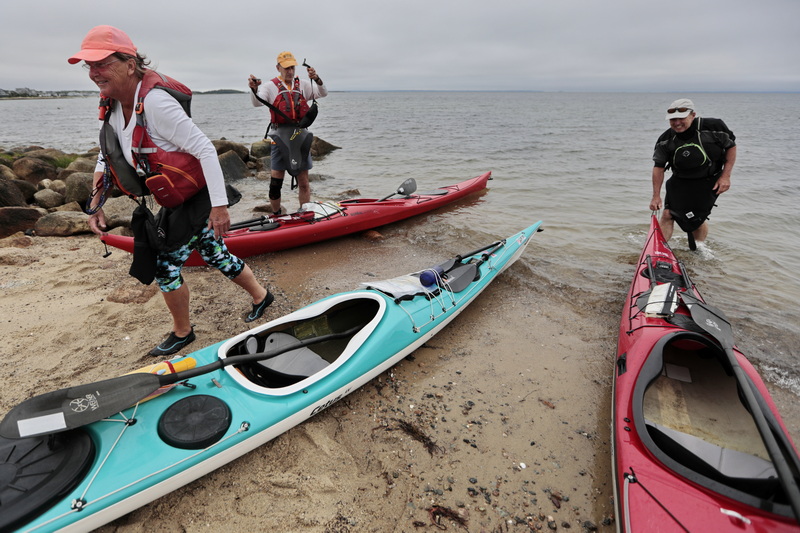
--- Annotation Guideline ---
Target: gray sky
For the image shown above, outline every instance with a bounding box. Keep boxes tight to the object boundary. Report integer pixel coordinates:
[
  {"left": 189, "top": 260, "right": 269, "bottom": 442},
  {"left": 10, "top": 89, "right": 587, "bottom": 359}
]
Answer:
[{"left": 2, "top": 0, "right": 798, "bottom": 93}]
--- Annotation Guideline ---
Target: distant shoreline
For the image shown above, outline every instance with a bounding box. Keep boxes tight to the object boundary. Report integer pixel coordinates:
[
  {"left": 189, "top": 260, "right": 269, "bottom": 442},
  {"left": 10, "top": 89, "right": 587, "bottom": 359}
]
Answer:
[{"left": 0, "top": 89, "right": 245, "bottom": 100}]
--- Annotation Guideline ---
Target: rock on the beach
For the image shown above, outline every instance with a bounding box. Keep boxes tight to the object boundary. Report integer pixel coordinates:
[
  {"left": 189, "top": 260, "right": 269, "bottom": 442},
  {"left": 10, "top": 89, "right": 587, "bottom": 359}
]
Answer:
[
  {"left": 311, "top": 136, "right": 340, "bottom": 158},
  {"left": 64, "top": 172, "right": 95, "bottom": 205},
  {"left": 12, "top": 156, "right": 57, "bottom": 185},
  {"left": 0, "top": 179, "right": 27, "bottom": 207},
  {"left": 66, "top": 157, "right": 98, "bottom": 173},
  {"left": 250, "top": 139, "right": 271, "bottom": 159},
  {"left": 0, "top": 206, "right": 43, "bottom": 238},
  {"left": 0, "top": 232, "right": 34, "bottom": 249},
  {"left": 33, "top": 188, "right": 65, "bottom": 209},
  {"left": 212, "top": 139, "right": 250, "bottom": 162},
  {"left": 219, "top": 150, "right": 248, "bottom": 181},
  {"left": 0, "top": 164, "right": 17, "bottom": 181},
  {"left": 34, "top": 211, "right": 91, "bottom": 236},
  {"left": 12, "top": 179, "right": 37, "bottom": 203}
]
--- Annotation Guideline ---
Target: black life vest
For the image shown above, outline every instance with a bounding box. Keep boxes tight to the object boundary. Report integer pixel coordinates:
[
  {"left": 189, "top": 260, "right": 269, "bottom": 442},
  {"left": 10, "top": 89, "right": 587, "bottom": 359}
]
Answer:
[{"left": 667, "top": 118, "right": 715, "bottom": 180}]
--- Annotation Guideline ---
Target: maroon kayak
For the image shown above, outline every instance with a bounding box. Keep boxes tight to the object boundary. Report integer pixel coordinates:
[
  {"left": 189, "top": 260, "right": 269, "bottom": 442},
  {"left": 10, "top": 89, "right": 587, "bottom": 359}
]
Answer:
[{"left": 102, "top": 172, "right": 491, "bottom": 266}]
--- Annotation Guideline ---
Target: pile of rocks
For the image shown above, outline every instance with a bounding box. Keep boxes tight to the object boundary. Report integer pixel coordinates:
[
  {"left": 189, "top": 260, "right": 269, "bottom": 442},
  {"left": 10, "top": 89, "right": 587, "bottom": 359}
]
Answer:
[{"left": 0, "top": 137, "right": 339, "bottom": 240}]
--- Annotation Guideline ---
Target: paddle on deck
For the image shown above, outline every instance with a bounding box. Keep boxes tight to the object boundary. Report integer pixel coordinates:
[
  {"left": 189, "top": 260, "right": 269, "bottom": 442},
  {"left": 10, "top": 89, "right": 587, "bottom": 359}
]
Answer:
[
  {"left": 0, "top": 326, "right": 361, "bottom": 440},
  {"left": 442, "top": 240, "right": 507, "bottom": 293},
  {"left": 379, "top": 178, "right": 416, "bottom": 201},
  {"left": 680, "top": 291, "right": 800, "bottom": 521}
]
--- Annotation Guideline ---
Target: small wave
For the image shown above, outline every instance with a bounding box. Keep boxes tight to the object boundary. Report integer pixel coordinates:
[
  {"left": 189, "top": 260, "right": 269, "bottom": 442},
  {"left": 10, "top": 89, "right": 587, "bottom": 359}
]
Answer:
[
  {"left": 760, "top": 364, "right": 800, "bottom": 397},
  {"left": 694, "top": 241, "right": 716, "bottom": 260}
]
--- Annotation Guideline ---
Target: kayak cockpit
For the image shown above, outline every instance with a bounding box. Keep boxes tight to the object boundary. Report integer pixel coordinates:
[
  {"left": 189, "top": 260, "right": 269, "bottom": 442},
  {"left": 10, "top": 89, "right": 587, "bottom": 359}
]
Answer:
[
  {"left": 220, "top": 294, "right": 384, "bottom": 396},
  {"left": 633, "top": 331, "right": 799, "bottom": 515}
]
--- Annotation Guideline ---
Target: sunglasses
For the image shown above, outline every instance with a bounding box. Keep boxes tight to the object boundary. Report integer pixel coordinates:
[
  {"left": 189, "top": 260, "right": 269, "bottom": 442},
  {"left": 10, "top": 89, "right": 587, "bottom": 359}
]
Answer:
[
  {"left": 82, "top": 58, "right": 121, "bottom": 71},
  {"left": 667, "top": 107, "right": 692, "bottom": 114}
]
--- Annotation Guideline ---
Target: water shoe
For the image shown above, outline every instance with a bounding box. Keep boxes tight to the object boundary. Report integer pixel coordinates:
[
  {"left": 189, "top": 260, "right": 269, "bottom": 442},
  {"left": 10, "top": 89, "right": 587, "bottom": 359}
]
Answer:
[
  {"left": 149, "top": 328, "right": 196, "bottom": 357},
  {"left": 245, "top": 291, "right": 274, "bottom": 323}
]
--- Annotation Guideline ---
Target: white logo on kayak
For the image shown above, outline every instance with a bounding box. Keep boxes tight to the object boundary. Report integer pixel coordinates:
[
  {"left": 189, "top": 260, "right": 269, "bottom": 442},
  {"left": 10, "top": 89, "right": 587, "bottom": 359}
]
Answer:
[
  {"left": 70, "top": 393, "right": 100, "bottom": 413},
  {"left": 311, "top": 388, "right": 352, "bottom": 416}
]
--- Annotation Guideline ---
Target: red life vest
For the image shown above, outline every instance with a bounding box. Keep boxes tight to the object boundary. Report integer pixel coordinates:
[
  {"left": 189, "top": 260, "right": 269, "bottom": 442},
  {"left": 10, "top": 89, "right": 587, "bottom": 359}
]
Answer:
[
  {"left": 269, "top": 77, "right": 310, "bottom": 125},
  {"left": 98, "top": 70, "right": 206, "bottom": 206}
]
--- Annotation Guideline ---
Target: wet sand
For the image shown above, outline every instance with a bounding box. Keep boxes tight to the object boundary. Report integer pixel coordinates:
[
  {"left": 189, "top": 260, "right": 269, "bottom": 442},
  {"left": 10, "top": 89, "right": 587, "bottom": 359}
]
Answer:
[{"left": 0, "top": 228, "right": 660, "bottom": 532}]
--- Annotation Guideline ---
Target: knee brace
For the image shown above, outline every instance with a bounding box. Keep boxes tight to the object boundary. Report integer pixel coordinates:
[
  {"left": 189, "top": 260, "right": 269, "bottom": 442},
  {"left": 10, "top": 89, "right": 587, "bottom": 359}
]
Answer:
[{"left": 268, "top": 178, "right": 283, "bottom": 200}]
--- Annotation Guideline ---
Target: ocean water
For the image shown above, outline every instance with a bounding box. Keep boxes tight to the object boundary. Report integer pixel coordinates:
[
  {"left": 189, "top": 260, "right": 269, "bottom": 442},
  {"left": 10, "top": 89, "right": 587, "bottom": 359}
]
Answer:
[{"left": 2, "top": 91, "right": 799, "bottom": 395}]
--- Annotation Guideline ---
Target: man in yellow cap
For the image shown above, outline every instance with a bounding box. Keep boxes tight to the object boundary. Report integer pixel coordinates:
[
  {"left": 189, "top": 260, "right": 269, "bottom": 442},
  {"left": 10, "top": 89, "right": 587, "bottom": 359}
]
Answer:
[{"left": 248, "top": 52, "right": 328, "bottom": 215}]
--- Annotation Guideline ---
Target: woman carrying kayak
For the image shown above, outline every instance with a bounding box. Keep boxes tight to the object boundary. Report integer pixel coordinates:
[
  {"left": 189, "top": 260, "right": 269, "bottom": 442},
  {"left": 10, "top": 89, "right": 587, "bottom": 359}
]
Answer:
[{"left": 71, "top": 26, "right": 274, "bottom": 356}]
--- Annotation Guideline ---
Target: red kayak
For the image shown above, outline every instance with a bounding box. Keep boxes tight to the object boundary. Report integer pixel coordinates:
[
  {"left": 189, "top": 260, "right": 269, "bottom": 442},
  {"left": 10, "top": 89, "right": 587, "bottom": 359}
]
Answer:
[
  {"left": 612, "top": 215, "right": 800, "bottom": 532},
  {"left": 102, "top": 172, "right": 491, "bottom": 267}
]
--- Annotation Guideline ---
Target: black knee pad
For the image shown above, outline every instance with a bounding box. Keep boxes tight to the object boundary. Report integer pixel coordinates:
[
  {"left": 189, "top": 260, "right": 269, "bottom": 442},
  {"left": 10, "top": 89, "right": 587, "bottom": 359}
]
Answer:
[{"left": 268, "top": 178, "right": 283, "bottom": 200}]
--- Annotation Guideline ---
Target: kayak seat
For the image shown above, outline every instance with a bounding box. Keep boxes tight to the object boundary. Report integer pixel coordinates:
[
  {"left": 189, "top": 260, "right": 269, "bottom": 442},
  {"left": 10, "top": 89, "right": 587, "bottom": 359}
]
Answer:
[
  {"left": 646, "top": 421, "right": 782, "bottom": 500},
  {"left": 241, "top": 332, "right": 330, "bottom": 388}
]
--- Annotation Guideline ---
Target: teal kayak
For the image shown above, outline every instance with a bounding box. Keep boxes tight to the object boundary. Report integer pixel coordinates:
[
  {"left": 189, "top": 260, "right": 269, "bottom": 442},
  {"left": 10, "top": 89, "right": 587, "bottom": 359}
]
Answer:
[{"left": 0, "top": 221, "right": 542, "bottom": 532}]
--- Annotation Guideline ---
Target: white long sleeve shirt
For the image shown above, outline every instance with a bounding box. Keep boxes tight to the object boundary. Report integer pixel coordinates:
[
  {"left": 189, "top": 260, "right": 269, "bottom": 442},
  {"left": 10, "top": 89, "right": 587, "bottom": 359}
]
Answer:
[
  {"left": 249, "top": 76, "right": 328, "bottom": 113},
  {"left": 96, "top": 82, "right": 228, "bottom": 207}
]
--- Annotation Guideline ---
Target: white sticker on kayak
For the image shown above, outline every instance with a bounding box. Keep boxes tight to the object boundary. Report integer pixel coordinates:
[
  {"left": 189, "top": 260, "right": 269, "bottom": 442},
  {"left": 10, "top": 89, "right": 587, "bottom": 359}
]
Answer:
[{"left": 17, "top": 412, "right": 67, "bottom": 437}]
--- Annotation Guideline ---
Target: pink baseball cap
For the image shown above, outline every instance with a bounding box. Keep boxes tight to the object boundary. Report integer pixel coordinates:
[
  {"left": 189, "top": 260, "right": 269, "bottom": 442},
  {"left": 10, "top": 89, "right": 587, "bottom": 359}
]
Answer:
[{"left": 68, "top": 25, "right": 137, "bottom": 64}]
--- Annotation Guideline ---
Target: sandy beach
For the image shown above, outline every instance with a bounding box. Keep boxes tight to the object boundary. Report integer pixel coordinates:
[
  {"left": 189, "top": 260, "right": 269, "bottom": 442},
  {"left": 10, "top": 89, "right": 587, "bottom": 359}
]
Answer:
[{"left": 0, "top": 223, "right": 620, "bottom": 533}]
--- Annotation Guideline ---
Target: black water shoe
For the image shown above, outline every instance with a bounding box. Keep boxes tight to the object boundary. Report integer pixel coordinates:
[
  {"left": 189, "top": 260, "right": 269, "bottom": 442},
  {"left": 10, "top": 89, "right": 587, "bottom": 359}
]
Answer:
[
  {"left": 245, "top": 291, "right": 274, "bottom": 323},
  {"left": 149, "top": 328, "right": 196, "bottom": 357}
]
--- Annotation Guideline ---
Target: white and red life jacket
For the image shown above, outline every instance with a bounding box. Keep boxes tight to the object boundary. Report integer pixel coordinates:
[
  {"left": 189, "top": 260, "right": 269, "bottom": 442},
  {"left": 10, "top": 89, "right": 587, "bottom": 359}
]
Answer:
[{"left": 98, "top": 70, "right": 206, "bottom": 205}]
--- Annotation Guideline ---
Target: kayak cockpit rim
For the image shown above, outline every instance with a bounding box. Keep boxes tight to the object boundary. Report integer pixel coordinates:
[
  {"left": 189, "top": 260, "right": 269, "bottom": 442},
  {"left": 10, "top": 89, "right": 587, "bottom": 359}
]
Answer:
[
  {"left": 219, "top": 292, "right": 387, "bottom": 396},
  {"left": 630, "top": 329, "right": 800, "bottom": 518}
]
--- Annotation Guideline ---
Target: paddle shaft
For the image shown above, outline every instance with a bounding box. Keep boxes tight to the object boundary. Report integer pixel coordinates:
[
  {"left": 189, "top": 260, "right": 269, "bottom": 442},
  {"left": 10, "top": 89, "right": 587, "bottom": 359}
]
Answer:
[
  {"left": 645, "top": 255, "right": 656, "bottom": 289},
  {"left": 0, "top": 326, "right": 361, "bottom": 439},
  {"left": 379, "top": 178, "right": 417, "bottom": 201},
  {"left": 158, "top": 326, "right": 360, "bottom": 386},
  {"left": 436, "top": 240, "right": 505, "bottom": 275},
  {"left": 685, "top": 294, "right": 800, "bottom": 520},
  {"left": 442, "top": 240, "right": 507, "bottom": 293},
  {"left": 723, "top": 341, "right": 800, "bottom": 520}
]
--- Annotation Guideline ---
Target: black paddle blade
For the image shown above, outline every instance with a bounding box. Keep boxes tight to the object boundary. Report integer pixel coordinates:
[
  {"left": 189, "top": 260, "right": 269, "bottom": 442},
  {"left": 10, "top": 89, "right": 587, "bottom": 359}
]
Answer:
[
  {"left": 0, "top": 373, "right": 162, "bottom": 439},
  {"left": 397, "top": 178, "right": 416, "bottom": 196},
  {"left": 680, "top": 293, "right": 734, "bottom": 349},
  {"left": 442, "top": 263, "right": 478, "bottom": 293}
]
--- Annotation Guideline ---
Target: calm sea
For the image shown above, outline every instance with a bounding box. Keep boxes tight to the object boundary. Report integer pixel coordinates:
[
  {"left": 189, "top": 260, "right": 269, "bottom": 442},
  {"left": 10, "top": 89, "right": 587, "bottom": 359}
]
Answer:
[{"left": 2, "top": 91, "right": 799, "bottom": 395}]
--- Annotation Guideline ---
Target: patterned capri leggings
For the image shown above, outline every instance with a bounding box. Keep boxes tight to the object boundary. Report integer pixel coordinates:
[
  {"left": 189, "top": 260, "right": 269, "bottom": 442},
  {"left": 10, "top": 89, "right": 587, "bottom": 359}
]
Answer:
[{"left": 155, "top": 225, "right": 245, "bottom": 292}]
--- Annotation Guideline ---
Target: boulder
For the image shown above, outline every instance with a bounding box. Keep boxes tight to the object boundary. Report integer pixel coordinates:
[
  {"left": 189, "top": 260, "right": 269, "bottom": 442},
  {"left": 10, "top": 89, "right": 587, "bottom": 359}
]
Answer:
[
  {"left": 99, "top": 195, "right": 136, "bottom": 229},
  {"left": 66, "top": 157, "right": 98, "bottom": 173},
  {"left": 56, "top": 168, "right": 79, "bottom": 181},
  {"left": 0, "top": 206, "right": 43, "bottom": 238},
  {"left": 311, "top": 137, "right": 340, "bottom": 158},
  {"left": 33, "top": 188, "right": 65, "bottom": 209},
  {"left": 218, "top": 150, "right": 248, "bottom": 181},
  {"left": 24, "top": 148, "right": 68, "bottom": 165},
  {"left": 250, "top": 139, "right": 272, "bottom": 159},
  {"left": 0, "top": 180, "right": 27, "bottom": 207},
  {"left": 49, "top": 179, "right": 67, "bottom": 196},
  {"left": 64, "top": 172, "right": 95, "bottom": 205},
  {"left": 212, "top": 139, "right": 250, "bottom": 162},
  {"left": 12, "top": 156, "right": 57, "bottom": 185},
  {"left": 53, "top": 201, "right": 84, "bottom": 212},
  {"left": 0, "top": 232, "right": 34, "bottom": 249},
  {"left": 12, "top": 179, "right": 38, "bottom": 202},
  {"left": 34, "top": 211, "right": 91, "bottom": 236},
  {"left": 0, "top": 164, "right": 17, "bottom": 181}
]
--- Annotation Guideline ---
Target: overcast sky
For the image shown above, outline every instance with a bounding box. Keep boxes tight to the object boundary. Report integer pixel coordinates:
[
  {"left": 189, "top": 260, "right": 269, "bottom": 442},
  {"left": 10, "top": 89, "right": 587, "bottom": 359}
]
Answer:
[{"left": 1, "top": 0, "right": 798, "bottom": 93}]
